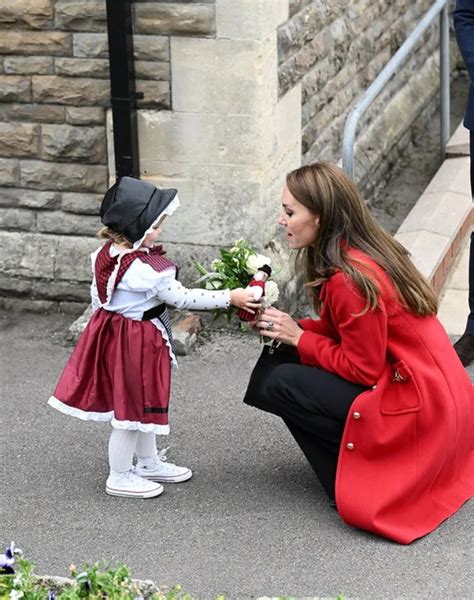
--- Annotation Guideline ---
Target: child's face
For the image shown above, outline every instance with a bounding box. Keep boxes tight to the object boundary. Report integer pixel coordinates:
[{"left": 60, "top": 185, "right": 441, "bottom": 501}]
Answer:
[{"left": 141, "top": 215, "right": 166, "bottom": 248}]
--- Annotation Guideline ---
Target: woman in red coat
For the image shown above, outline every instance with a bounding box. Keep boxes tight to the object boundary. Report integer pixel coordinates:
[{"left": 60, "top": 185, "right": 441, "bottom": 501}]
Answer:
[{"left": 243, "top": 162, "right": 473, "bottom": 544}]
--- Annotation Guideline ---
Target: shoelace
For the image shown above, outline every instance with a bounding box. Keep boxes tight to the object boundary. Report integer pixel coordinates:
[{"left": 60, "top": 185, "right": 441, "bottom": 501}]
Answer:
[{"left": 157, "top": 447, "right": 170, "bottom": 463}]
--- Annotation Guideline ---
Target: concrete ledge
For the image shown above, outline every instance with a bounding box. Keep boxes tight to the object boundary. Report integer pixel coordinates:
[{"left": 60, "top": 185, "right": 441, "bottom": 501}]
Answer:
[
  {"left": 395, "top": 142, "right": 473, "bottom": 295},
  {"left": 445, "top": 121, "right": 470, "bottom": 157}
]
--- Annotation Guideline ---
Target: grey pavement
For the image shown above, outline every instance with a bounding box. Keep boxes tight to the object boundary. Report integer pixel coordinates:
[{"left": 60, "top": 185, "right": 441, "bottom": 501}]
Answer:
[{"left": 1, "top": 309, "right": 473, "bottom": 600}]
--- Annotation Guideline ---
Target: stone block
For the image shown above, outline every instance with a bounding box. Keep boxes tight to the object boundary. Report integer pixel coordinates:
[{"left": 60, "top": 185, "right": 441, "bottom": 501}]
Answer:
[
  {"left": 0, "top": 123, "right": 41, "bottom": 158},
  {"left": 0, "top": 0, "right": 54, "bottom": 29},
  {"left": 61, "top": 192, "right": 101, "bottom": 215},
  {"left": 0, "top": 208, "right": 36, "bottom": 231},
  {"left": 65, "top": 107, "right": 105, "bottom": 126},
  {"left": 0, "top": 76, "right": 31, "bottom": 103},
  {"left": 133, "top": 35, "right": 169, "bottom": 62},
  {"left": 278, "top": 27, "right": 332, "bottom": 96},
  {"left": 278, "top": 2, "right": 323, "bottom": 63},
  {"left": 55, "top": 235, "right": 99, "bottom": 281},
  {"left": 216, "top": 0, "right": 289, "bottom": 40},
  {"left": 18, "top": 190, "right": 61, "bottom": 210},
  {"left": 134, "top": 2, "right": 215, "bottom": 36},
  {"left": 0, "top": 187, "right": 20, "bottom": 208},
  {"left": 55, "top": 1, "right": 107, "bottom": 32},
  {"left": 0, "top": 158, "right": 20, "bottom": 187},
  {"left": 32, "top": 76, "right": 110, "bottom": 106},
  {"left": 54, "top": 58, "right": 109, "bottom": 79},
  {"left": 171, "top": 37, "right": 276, "bottom": 115},
  {"left": 68, "top": 303, "right": 93, "bottom": 341},
  {"left": 437, "top": 288, "right": 470, "bottom": 336},
  {"left": 0, "top": 231, "right": 57, "bottom": 279},
  {"left": 423, "top": 157, "right": 471, "bottom": 197},
  {"left": 0, "top": 32, "right": 72, "bottom": 56},
  {"left": 139, "top": 161, "right": 263, "bottom": 245},
  {"left": 20, "top": 160, "right": 108, "bottom": 193},
  {"left": 135, "top": 61, "right": 169, "bottom": 81},
  {"left": 0, "top": 297, "right": 58, "bottom": 313},
  {"left": 171, "top": 312, "right": 202, "bottom": 355},
  {"left": 397, "top": 190, "right": 472, "bottom": 239},
  {"left": 395, "top": 230, "right": 448, "bottom": 281},
  {"left": 0, "top": 103, "right": 65, "bottom": 124},
  {"left": 4, "top": 56, "right": 53, "bottom": 76},
  {"left": 37, "top": 211, "right": 99, "bottom": 236},
  {"left": 41, "top": 124, "right": 107, "bottom": 164},
  {"left": 73, "top": 33, "right": 109, "bottom": 58},
  {"left": 138, "top": 110, "right": 274, "bottom": 167},
  {"left": 135, "top": 80, "right": 170, "bottom": 108},
  {"left": 446, "top": 121, "right": 470, "bottom": 157}
]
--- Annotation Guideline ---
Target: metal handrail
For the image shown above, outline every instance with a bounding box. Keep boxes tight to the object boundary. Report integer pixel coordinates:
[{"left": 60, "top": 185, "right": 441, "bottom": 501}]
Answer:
[{"left": 342, "top": 0, "right": 449, "bottom": 179}]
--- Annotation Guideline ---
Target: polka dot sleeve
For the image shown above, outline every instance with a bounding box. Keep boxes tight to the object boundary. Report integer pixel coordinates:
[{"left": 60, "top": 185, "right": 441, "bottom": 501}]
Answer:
[{"left": 153, "top": 275, "right": 231, "bottom": 310}]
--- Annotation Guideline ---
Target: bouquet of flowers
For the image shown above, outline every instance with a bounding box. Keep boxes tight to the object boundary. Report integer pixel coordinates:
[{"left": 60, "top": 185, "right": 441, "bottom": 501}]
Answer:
[{"left": 194, "top": 238, "right": 279, "bottom": 322}]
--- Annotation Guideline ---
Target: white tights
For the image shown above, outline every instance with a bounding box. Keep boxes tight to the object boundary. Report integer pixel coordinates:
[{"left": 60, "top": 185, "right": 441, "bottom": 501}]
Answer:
[{"left": 108, "top": 429, "right": 157, "bottom": 474}]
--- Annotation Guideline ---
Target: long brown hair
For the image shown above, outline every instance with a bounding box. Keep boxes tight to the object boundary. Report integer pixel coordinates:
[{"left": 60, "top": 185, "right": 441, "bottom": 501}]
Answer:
[{"left": 286, "top": 162, "right": 438, "bottom": 315}]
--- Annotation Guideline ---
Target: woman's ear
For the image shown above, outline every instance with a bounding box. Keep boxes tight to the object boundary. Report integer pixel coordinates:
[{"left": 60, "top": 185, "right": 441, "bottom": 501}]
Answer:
[{"left": 314, "top": 217, "right": 320, "bottom": 229}]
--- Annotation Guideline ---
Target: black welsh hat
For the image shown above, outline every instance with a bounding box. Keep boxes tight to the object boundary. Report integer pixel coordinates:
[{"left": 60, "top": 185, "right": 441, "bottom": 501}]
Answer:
[
  {"left": 100, "top": 176, "right": 178, "bottom": 243},
  {"left": 258, "top": 264, "right": 272, "bottom": 277}
]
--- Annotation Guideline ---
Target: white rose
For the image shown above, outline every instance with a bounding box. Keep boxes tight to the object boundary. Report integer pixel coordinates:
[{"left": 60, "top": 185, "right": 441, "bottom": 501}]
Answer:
[
  {"left": 263, "top": 280, "right": 279, "bottom": 306},
  {"left": 246, "top": 253, "right": 271, "bottom": 275}
]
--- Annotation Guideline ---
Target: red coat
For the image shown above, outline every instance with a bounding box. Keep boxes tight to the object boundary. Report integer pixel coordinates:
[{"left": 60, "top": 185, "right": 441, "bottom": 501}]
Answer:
[{"left": 297, "top": 249, "right": 473, "bottom": 544}]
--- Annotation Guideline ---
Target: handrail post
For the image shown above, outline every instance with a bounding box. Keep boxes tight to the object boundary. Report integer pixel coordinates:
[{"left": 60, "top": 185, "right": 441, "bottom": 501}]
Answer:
[{"left": 440, "top": 4, "right": 450, "bottom": 159}]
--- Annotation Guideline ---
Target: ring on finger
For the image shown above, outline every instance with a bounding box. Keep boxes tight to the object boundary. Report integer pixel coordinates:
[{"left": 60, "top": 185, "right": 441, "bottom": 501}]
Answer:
[{"left": 266, "top": 321, "right": 274, "bottom": 330}]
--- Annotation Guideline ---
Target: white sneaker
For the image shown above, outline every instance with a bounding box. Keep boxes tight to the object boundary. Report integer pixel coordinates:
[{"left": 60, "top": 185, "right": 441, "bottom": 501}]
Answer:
[
  {"left": 135, "top": 448, "right": 192, "bottom": 483},
  {"left": 106, "top": 469, "right": 164, "bottom": 498}
]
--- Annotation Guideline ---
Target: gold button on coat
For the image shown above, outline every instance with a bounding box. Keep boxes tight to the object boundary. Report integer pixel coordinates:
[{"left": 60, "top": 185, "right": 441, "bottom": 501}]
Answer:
[
  {"left": 353, "top": 412, "right": 361, "bottom": 419},
  {"left": 347, "top": 442, "right": 354, "bottom": 450}
]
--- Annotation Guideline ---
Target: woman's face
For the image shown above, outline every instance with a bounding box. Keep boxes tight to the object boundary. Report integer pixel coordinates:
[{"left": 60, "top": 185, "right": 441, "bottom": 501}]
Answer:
[{"left": 278, "top": 185, "right": 319, "bottom": 249}]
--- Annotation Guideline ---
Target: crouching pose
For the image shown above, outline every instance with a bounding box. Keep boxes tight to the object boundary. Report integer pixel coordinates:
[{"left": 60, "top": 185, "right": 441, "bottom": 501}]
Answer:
[{"left": 244, "top": 162, "right": 473, "bottom": 543}]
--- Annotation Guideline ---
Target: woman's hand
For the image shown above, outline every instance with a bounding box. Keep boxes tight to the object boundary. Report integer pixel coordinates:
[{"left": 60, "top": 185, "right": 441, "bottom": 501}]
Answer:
[
  {"left": 229, "top": 288, "right": 261, "bottom": 315},
  {"left": 257, "top": 307, "right": 303, "bottom": 347}
]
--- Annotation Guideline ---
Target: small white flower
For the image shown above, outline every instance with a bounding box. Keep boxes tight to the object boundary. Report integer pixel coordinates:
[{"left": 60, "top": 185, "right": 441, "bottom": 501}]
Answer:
[
  {"left": 10, "top": 591, "right": 24, "bottom": 600},
  {"left": 246, "top": 253, "right": 271, "bottom": 275},
  {"left": 211, "top": 259, "right": 223, "bottom": 270},
  {"left": 262, "top": 280, "right": 279, "bottom": 306}
]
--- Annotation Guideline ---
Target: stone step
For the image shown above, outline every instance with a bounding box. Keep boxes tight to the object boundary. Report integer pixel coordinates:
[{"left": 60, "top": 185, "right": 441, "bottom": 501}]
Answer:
[
  {"left": 445, "top": 120, "right": 470, "bottom": 157},
  {"left": 395, "top": 120, "right": 473, "bottom": 296}
]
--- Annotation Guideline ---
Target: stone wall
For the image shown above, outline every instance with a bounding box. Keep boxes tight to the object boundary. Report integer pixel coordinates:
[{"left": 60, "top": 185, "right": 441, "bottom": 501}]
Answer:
[
  {"left": 0, "top": 0, "right": 460, "bottom": 311},
  {"left": 0, "top": 0, "right": 216, "bottom": 311},
  {"left": 278, "top": 0, "right": 447, "bottom": 195}
]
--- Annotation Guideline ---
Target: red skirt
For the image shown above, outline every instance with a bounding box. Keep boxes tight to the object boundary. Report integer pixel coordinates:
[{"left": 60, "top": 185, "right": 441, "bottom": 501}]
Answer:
[{"left": 48, "top": 309, "right": 171, "bottom": 434}]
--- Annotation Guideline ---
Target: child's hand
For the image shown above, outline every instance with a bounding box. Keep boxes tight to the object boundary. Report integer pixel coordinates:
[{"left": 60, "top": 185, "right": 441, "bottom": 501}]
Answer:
[{"left": 230, "top": 288, "right": 261, "bottom": 315}]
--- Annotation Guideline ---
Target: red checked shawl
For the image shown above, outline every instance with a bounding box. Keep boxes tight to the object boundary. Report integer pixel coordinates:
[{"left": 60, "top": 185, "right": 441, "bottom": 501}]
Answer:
[{"left": 95, "top": 241, "right": 177, "bottom": 304}]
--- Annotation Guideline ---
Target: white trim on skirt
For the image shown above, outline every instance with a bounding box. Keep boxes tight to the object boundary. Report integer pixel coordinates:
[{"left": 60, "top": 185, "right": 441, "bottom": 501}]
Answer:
[{"left": 47, "top": 396, "right": 170, "bottom": 435}]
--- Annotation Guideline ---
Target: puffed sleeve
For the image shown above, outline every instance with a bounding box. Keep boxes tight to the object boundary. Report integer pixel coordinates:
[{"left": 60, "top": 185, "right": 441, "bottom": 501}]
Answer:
[{"left": 297, "top": 272, "right": 387, "bottom": 386}]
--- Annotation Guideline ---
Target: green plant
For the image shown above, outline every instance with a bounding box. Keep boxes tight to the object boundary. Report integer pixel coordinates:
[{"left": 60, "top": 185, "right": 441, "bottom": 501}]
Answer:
[
  {"left": 0, "top": 545, "right": 221, "bottom": 600},
  {"left": 194, "top": 238, "right": 276, "bottom": 321}
]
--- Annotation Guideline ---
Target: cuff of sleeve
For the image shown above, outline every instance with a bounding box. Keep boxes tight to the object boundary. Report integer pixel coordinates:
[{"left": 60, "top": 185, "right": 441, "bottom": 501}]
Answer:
[{"left": 297, "top": 330, "right": 321, "bottom": 367}]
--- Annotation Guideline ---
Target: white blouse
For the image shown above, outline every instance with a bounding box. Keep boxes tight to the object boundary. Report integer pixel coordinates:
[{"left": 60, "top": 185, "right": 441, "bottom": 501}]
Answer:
[{"left": 90, "top": 245, "right": 231, "bottom": 320}]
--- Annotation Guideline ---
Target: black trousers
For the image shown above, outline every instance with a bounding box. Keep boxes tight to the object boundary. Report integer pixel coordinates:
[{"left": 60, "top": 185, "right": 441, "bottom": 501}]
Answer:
[{"left": 243, "top": 344, "right": 368, "bottom": 501}]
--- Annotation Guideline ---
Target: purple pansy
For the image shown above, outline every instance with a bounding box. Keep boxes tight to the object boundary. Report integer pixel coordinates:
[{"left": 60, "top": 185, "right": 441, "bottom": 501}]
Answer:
[{"left": 0, "top": 542, "right": 22, "bottom": 574}]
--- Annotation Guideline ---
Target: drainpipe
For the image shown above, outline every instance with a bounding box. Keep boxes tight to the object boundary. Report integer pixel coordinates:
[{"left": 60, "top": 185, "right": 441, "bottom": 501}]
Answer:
[{"left": 105, "top": 0, "right": 140, "bottom": 180}]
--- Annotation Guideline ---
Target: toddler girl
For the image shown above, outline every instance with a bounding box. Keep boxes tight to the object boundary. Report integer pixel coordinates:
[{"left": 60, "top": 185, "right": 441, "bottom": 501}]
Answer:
[{"left": 48, "top": 176, "right": 259, "bottom": 499}]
